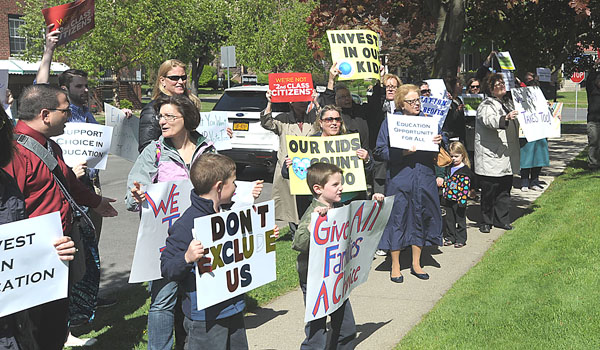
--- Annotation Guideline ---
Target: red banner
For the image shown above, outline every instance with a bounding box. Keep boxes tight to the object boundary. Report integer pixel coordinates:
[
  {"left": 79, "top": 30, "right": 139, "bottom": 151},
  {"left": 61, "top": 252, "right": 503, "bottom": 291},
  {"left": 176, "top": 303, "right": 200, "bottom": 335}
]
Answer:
[
  {"left": 268, "top": 73, "right": 313, "bottom": 103},
  {"left": 42, "top": 0, "right": 95, "bottom": 46}
]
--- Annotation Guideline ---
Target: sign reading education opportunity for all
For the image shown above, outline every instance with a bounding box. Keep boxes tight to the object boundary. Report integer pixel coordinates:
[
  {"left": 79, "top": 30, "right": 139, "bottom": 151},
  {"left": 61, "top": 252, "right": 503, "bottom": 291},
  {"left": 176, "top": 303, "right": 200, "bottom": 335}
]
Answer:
[
  {"left": 194, "top": 201, "right": 277, "bottom": 310},
  {"left": 512, "top": 86, "right": 554, "bottom": 142},
  {"left": 0, "top": 212, "right": 68, "bottom": 318},
  {"left": 268, "top": 73, "right": 313, "bottom": 103},
  {"left": 197, "top": 111, "right": 232, "bottom": 151},
  {"left": 461, "top": 94, "right": 485, "bottom": 117},
  {"left": 327, "top": 30, "right": 380, "bottom": 81},
  {"left": 304, "top": 197, "right": 394, "bottom": 322},
  {"left": 496, "top": 51, "right": 516, "bottom": 71},
  {"left": 286, "top": 134, "right": 367, "bottom": 195},
  {"left": 104, "top": 103, "right": 139, "bottom": 162},
  {"left": 52, "top": 122, "right": 113, "bottom": 170},
  {"left": 387, "top": 114, "right": 440, "bottom": 152},
  {"left": 42, "top": 0, "right": 95, "bottom": 46}
]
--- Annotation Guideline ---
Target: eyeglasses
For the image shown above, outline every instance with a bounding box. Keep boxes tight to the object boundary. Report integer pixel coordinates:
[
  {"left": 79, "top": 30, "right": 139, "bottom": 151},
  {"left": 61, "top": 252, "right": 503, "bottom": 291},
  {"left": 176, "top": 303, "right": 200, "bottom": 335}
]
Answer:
[
  {"left": 385, "top": 85, "right": 398, "bottom": 90},
  {"left": 47, "top": 108, "right": 72, "bottom": 115},
  {"left": 165, "top": 75, "right": 187, "bottom": 82},
  {"left": 494, "top": 82, "right": 506, "bottom": 88},
  {"left": 420, "top": 89, "right": 431, "bottom": 94},
  {"left": 404, "top": 98, "right": 421, "bottom": 106},
  {"left": 321, "top": 117, "right": 342, "bottom": 123},
  {"left": 469, "top": 85, "right": 480, "bottom": 89},
  {"left": 155, "top": 113, "right": 183, "bottom": 122}
]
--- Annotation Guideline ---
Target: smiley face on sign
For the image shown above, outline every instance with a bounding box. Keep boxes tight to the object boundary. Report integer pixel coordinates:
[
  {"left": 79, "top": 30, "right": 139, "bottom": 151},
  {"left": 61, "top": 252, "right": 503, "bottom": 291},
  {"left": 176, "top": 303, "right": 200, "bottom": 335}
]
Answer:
[{"left": 292, "top": 157, "right": 311, "bottom": 180}]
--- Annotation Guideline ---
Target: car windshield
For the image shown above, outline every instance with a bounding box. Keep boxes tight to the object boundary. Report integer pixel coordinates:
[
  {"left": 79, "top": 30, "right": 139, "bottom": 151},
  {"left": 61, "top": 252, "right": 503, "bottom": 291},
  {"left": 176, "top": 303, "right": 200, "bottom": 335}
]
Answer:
[{"left": 213, "top": 91, "right": 289, "bottom": 112}]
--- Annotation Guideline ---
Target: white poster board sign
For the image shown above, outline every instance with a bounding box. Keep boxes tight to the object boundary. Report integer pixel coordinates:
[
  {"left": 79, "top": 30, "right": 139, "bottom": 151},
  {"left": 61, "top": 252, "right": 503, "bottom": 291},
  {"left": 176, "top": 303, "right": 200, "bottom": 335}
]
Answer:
[
  {"left": 52, "top": 123, "right": 113, "bottom": 170},
  {"left": 104, "top": 103, "right": 140, "bottom": 162},
  {"left": 496, "top": 51, "right": 516, "bottom": 71},
  {"left": 0, "top": 212, "right": 68, "bottom": 318},
  {"left": 387, "top": 114, "right": 439, "bottom": 152},
  {"left": 232, "top": 181, "right": 256, "bottom": 206},
  {"left": 129, "top": 180, "right": 192, "bottom": 283},
  {"left": 549, "top": 102, "right": 563, "bottom": 139},
  {"left": 512, "top": 86, "right": 553, "bottom": 142},
  {"left": 461, "top": 94, "right": 484, "bottom": 117},
  {"left": 197, "top": 111, "right": 232, "bottom": 151},
  {"left": 424, "top": 79, "right": 447, "bottom": 99},
  {"left": 420, "top": 96, "right": 450, "bottom": 131},
  {"left": 194, "top": 201, "right": 277, "bottom": 310},
  {"left": 0, "top": 69, "right": 8, "bottom": 105},
  {"left": 305, "top": 197, "right": 393, "bottom": 322},
  {"left": 501, "top": 70, "right": 516, "bottom": 91},
  {"left": 536, "top": 68, "right": 551, "bottom": 82}
]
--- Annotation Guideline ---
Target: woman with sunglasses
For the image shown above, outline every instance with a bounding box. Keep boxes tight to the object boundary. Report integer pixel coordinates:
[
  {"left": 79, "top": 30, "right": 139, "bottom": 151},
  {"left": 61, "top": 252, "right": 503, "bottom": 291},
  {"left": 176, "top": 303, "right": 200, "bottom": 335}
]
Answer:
[
  {"left": 466, "top": 78, "right": 481, "bottom": 95},
  {"left": 374, "top": 84, "right": 443, "bottom": 284}
]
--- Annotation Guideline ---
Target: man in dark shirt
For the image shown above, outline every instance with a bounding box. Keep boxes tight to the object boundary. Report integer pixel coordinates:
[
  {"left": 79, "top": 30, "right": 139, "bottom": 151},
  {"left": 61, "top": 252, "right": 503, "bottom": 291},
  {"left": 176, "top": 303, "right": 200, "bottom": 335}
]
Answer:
[{"left": 587, "top": 57, "right": 600, "bottom": 170}]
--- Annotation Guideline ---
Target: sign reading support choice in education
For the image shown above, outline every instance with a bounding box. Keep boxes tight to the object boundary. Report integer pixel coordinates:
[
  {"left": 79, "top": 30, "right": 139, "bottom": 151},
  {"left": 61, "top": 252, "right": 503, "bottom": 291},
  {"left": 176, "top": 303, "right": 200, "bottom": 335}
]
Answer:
[
  {"left": 512, "top": 86, "right": 554, "bottom": 142},
  {"left": 327, "top": 30, "right": 380, "bottom": 81},
  {"left": 268, "top": 73, "right": 313, "bottom": 103},
  {"left": 0, "top": 212, "right": 68, "bottom": 318},
  {"left": 194, "top": 201, "right": 277, "bottom": 310},
  {"left": 52, "top": 122, "right": 113, "bottom": 170},
  {"left": 305, "top": 197, "right": 394, "bottom": 322},
  {"left": 387, "top": 114, "right": 440, "bottom": 152},
  {"left": 286, "top": 134, "right": 367, "bottom": 195}
]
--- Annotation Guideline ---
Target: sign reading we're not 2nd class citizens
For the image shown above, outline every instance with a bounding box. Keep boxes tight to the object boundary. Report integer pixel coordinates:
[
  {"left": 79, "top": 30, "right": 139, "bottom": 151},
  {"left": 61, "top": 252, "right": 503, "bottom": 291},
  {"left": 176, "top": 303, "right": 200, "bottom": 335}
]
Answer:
[
  {"left": 327, "top": 30, "right": 380, "bottom": 81},
  {"left": 268, "top": 73, "right": 313, "bottom": 103},
  {"left": 42, "top": 0, "right": 95, "bottom": 46}
]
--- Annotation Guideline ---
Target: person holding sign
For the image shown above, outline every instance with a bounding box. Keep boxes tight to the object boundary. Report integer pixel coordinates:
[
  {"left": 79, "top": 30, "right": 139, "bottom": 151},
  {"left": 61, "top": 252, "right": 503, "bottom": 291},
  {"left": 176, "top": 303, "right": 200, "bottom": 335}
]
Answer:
[
  {"left": 374, "top": 84, "right": 443, "bottom": 283},
  {"left": 474, "top": 73, "right": 520, "bottom": 233},
  {"left": 586, "top": 56, "right": 600, "bottom": 171}
]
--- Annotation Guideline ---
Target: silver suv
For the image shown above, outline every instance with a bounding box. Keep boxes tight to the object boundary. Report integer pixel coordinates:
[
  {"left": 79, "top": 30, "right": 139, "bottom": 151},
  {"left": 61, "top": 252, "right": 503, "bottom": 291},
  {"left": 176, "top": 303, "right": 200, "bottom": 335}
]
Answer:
[{"left": 212, "top": 85, "right": 289, "bottom": 172}]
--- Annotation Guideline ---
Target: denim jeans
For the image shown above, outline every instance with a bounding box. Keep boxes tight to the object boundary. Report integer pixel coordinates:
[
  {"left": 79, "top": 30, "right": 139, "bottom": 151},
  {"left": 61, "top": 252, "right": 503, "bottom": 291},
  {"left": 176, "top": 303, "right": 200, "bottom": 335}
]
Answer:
[
  {"left": 148, "top": 278, "right": 178, "bottom": 350},
  {"left": 588, "top": 121, "right": 600, "bottom": 169}
]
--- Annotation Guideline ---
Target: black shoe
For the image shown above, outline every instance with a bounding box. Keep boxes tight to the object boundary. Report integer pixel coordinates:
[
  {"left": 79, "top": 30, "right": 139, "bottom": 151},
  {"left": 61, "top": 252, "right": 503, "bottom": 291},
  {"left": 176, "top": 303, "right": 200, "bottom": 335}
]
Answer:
[
  {"left": 410, "top": 267, "right": 429, "bottom": 280},
  {"left": 390, "top": 273, "right": 404, "bottom": 283},
  {"left": 494, "top": 224, "right": 513, "bottom": 230},
  {"left": 97, "top": 296, "right": 118, "bottom": 308},
  {"left": 479, "top": 224, "right": 491, "bottom": 233}
]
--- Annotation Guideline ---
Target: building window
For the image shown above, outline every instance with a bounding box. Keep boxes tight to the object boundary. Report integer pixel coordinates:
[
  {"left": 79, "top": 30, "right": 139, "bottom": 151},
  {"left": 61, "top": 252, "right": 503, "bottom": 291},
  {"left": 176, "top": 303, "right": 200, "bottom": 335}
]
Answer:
[{"left": 9, "top": 15, "right": 26, "bottom": 55}]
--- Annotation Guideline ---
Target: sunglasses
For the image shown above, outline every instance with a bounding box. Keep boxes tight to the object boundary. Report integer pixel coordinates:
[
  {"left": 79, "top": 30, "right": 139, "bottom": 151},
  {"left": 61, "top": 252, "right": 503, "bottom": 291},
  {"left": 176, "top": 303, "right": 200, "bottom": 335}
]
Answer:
[
  {"left": 165, "top": 75, "right": 187, "bottom": 81},
  {"left": 420, "top": 89, "right": 431, "bottom": 94},
  {"left": 469, "top": 85, "right": 480, "bottom": 89},
  {"left": 494, "top": 82, "right": 506, "bottom": 88},
  {"left": 321, "top": 117, "right": 342, "bottom": 123}
]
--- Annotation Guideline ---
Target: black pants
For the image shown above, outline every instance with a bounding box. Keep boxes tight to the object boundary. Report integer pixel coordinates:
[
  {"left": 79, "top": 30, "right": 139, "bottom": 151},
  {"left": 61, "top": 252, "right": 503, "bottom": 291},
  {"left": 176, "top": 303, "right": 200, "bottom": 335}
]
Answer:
[
  {"left": 28, "top": 298, "right": 69, "bottom": 350},
  {"left": 479, "top": 175, "right": 513, "bottom": 227},
  {"left": 182, "top": 313, "right": 247, "bottom": 350},
  {"left": 442, "top": 200, "right": 467, "bottom": 244}
]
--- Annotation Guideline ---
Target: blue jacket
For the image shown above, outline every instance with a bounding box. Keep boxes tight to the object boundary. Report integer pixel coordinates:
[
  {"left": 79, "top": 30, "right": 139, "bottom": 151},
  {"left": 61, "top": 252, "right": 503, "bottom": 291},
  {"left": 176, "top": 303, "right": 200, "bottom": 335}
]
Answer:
[{"left": 160, "top": 191, "right": 245, "bottom": 321}]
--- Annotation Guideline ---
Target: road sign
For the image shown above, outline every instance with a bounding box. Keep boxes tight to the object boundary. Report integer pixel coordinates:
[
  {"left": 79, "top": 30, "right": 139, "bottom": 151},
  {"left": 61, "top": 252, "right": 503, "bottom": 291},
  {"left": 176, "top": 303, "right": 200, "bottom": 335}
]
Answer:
[
  {"left": 571, "top": 71, "right": 585, "bottom": 83},
  {"left": 220, "top": 46, "right": 236, "bottom": 68}
]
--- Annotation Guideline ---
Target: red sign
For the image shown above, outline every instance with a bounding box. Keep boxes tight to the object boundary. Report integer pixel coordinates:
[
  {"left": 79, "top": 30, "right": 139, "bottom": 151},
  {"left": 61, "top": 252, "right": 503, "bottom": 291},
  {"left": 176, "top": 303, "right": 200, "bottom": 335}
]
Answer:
[
  {"left": 268, "top": 73, "right": 313, "bottom": 103},
  {"left": 42, "top": 0, "right": 95, "bottom": 46},
  {"left": 571, "top": 71, "right": 585, "bottom": 83}
]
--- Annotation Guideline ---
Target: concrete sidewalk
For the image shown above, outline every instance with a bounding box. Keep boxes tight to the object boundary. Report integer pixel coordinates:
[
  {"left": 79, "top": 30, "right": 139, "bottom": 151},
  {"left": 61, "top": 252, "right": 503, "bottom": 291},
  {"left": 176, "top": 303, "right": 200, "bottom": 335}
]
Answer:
[{"left": 245, "top": 132, "right": 587, "bottom": 350}]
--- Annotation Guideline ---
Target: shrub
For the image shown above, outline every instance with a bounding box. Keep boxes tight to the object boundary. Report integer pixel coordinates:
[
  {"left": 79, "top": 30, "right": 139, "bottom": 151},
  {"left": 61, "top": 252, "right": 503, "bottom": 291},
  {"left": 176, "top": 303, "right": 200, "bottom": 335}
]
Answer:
[{"left": 120, "top": 98, "right": 133, "bottom": 109}]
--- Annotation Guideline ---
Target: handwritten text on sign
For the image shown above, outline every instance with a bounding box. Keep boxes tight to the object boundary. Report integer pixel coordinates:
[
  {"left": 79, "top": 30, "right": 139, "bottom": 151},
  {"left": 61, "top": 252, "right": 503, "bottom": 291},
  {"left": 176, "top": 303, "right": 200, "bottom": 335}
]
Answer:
[
  {"left": 286, "top": 134, "right": 367, "bottom": 195},
  {"left": 105, "top": 103, "right": 140, "bottom": 162},
  {"left": 0, "top": 212, "right": 68, "bottom": 318},
  {"left": 387, "top": 114, "right": 439, "bottom": 152},
  {"left": 512, "top": 86, "right": 553, "bottom": 142},
  {"left": 194, "top": 201, "right": 276, "bottom": 310},
  {"left": 197, "top": 112, "right": 232, "bottom": 151},
  {"left": 52, "top": 122, "right": 113, "bottom": 170},
  {"left": 42, "top": 0, "right": 95, "bottom": 46},
  {"left": 327, "top": 30, "right": 380, "bottom": 81},
  {"left": 268, "top": 73, "right": 313, "bottom": 103},
  {"left": 305, "top": 197, "right": 393, "bottom": 322}
]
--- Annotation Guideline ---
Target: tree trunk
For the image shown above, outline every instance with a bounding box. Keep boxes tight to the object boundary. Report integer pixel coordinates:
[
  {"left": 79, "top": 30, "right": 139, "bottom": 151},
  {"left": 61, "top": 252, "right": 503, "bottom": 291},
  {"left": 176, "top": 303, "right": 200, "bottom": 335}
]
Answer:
[
  {"left": 190, "top": 57, "right": 207, "bottom": 96},
  {"left": 430, "top": 0, "right": 466, "bottom": 79}
]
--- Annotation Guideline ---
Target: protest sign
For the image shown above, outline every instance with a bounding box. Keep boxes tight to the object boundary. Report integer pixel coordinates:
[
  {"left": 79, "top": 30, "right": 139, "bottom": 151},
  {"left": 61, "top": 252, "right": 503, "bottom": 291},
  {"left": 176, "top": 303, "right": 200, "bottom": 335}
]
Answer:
[
  {"left": 420, "top": 96, "right": 450, "bottom": 131},
  {"left": 232, "top": 181, "right": 256, "bottom": 206},
  {"left": 197, "top": 112, "right": 231, "bottom": 151},
  {"left": 424, "top": 79, "right": 447, "bottom": 99},
  {"left": 104, "top": 103, "right": 139, "bottom": 162},
  {"left": 549, "top": 102, "right": 563, "bottom": 139},
  {"left": 0, "top": 212, "right": 68, "bottom": 318},
  {"left": 304, "top": 196, "right": 393, "bottom": 322},
  {"left": 286, "top": 134, "right": 367, "bottom": 195},
  {"left": 512, "top": 86, "right": 553, "bottom": 142},
  {"left": 327, "top": 30, "right": 380, "bottom": 81},
  {"left": 268, "top": 73, "right": 313, "bottom": 103},
  {"left": 194, "top": 201, "right": 277, "bottom": 310},
  {"left": 536, "top": 68, "right": 551, "bottom": 82},
  {"left": 0, "top": 69, "right": 7, "bottom": 105},
  {"left": 461, "top": 94, "right": 485, "bottom": 117},
  {"left": 129, "top": 180, "right": 192, "bottom": 283},
  {"left": 52, "top": 122, "right": 113, "bottom": 170},
  {"left": 501, "top": 70, "right": 516, "bottom": 91},
  {"left": 42, "top": 0, "right": 95, "bottom": 46},
  {"left": 496, "top": 52, "right": 516, "bottom": 71},
  {"left": 387, "top": 114, "right": 439, "bottom": 152}
]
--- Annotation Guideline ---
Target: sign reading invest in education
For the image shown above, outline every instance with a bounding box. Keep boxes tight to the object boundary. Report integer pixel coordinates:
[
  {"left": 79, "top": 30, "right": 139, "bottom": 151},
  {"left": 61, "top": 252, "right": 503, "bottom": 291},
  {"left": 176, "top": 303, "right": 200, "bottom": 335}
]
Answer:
[
  {"left": 52, "top": 123, "right": 113, "bottom": 170},
  {"left": 0, "top": 212, "right": 68, "bottom": 318},
  {"left": 194, "top": 201, "right": 277, "bottom": 310},
  {"left": 268, "top": 73, "right": 313, "bottom": 103},
  {"left": 304, "top": 197, "right": 393, "bottom": 322},
  {"left": 42, "top": 0, "right": 95, "bottom": 46},
  {"left": 387, "top": 114, "right": 440, "bottom": 152},
  {"left": 327, "top": 30, "right": 380, "bottom": 81},
  {"left": 286, "top": 134, "right": 367, "bottom": 195}
]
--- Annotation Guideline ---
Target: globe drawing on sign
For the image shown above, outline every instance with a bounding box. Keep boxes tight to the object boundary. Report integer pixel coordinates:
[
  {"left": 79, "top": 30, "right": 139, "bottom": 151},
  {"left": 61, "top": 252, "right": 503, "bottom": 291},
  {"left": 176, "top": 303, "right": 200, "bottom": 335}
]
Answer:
[{"left": 338, "top": 61, "right": 354, "bottom": 78}]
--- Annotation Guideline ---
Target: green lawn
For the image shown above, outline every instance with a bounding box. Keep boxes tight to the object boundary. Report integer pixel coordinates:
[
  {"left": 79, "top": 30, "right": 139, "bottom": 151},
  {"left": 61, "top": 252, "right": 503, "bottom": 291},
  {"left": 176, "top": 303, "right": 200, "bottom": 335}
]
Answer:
[
  {"left": 396, "top": 151, "right": 600, "bottom": 350},
  {"left": 68, "top": 228, "right": 299, "bottom": 349},
  {"left": 556, "top": 90, "right": 588, "bottom": 108}
]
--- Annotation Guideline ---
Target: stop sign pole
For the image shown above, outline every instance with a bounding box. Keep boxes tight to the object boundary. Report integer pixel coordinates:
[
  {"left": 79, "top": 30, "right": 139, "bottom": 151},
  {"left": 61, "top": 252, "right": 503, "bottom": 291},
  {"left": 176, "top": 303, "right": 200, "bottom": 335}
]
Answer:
[{"left": 571, "top": 72, "right": 585, "bottom": 121}]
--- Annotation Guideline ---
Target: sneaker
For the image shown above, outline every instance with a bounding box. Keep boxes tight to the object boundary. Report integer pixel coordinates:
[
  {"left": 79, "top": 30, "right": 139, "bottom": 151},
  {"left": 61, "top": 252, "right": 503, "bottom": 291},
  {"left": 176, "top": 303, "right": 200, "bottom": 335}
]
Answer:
[
  {"left": 521, "top": 186, "right": 529, "bottom": 192},
  {"left": 97, "top": 296, "right": 118, "bottom": 308},
  {"left": 375, "top": 249, "right": 387, "bottom": 257},
  {"left": 65, "top": 334, "right": 97, "bottom": 347},
  {"left": 531, "top": 184, "right": 543, "bottom": 191}
]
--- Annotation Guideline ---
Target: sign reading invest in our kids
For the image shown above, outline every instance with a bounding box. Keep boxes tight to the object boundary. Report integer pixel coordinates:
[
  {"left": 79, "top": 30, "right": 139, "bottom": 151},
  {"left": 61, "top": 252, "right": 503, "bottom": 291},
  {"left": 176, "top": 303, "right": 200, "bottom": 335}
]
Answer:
[
  {"left": 268, "top": 73, "right": 313, "bottom": 103},
  {"left": 286, "top": 134, "right": 367, "bottom": 195},
  {"left": 327, "top": 30, "right": 380, "bottom": 81}
]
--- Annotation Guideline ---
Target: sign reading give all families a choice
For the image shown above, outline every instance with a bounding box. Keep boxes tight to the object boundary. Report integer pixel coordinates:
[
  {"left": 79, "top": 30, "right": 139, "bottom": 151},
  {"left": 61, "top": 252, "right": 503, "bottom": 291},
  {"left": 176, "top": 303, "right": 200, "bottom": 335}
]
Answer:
[
  {"left": 51, "top": 122, "right": 113, "bottom": 170},
  {"left": 387, "top": 114, "right": 440, "bottom": 152},
  {"left": 268, "top": 73, "right": 313, "bottom": 103},
  {"left": 0, "top": 212, "right": 68, "bottom": 318},
  {"left": 512, "top": 86, "right": 554, "bottom": 142},
  {"left": 194, "top": 201, "right": 277, "bottom": 309},
  {"left": 42, "top": 0, "right": 95, "bottom": 46},
  {"left": 286, "top": 134, "right": 367, "bottom": 195},
  {"left": 105, "top": 103, "right": 139, "bottom": 162},
  {"left": 327, "top": 30, "right": 380, "bottom": 80},
  {"left": 304, "top": 197, "right": 393, "bottom": 322}
]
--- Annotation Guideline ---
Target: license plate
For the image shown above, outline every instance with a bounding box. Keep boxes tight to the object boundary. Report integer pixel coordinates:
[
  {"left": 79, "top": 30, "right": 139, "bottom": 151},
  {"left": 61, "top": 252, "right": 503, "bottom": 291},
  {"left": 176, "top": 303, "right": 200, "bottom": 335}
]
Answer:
[{"left": 233, "top": 122, "right": 249, "bottom": 131}]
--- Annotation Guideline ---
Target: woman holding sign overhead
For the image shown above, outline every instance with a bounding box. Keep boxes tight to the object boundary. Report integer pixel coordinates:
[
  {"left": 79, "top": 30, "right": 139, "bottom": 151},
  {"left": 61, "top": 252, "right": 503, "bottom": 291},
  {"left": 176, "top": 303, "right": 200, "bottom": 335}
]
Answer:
[{"left": 374, "top": 84, "right": 443, "bottom": 283}]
